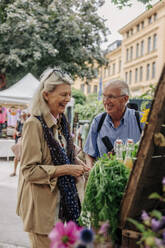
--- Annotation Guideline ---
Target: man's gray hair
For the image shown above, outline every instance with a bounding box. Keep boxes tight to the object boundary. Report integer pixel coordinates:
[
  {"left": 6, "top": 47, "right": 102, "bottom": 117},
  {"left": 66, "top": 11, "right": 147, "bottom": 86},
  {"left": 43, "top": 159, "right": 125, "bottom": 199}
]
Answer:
[
  {"left": 30, "top": 67, "right": 73, "bottom": 116},
  {"left": 104, "top": 79, "right": 130, "bottom": 96}
]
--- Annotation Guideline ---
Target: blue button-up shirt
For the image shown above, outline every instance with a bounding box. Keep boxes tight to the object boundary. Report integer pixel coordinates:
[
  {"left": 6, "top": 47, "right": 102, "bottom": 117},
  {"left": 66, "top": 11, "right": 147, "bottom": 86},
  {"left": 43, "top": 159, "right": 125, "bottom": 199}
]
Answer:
[{"left": 84, "top": 108, "right": 144, "bottom": 158}]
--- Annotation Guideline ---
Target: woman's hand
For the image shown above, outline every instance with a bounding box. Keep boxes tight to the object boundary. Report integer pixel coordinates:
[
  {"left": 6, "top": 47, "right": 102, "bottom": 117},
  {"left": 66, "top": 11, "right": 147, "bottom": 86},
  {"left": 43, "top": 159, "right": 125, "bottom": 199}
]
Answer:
[
  {"left": 75, "top": 157, "right": 91, "bottom": 172},
  {"left": 53, "top": 164, "right": 90, "bottom": 178},
  {"left": 68, "top": 165, "right": 85, "bottom": 177}
]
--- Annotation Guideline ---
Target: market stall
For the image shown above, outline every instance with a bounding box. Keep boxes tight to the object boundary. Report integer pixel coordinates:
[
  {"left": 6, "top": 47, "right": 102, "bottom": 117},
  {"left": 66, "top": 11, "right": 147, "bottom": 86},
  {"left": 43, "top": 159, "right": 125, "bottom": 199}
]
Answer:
[
  {"left": 80, "top": 66, "right": 165, "bottom": 248},
  {"left": 0, "top": 73, "right": 40, "bottom": 140},
  {"left": 120, "top": 65, "right": 165, "bottom": 247},
  {"left": 0, "top": 73, "right": 75, "bottom": 159}
]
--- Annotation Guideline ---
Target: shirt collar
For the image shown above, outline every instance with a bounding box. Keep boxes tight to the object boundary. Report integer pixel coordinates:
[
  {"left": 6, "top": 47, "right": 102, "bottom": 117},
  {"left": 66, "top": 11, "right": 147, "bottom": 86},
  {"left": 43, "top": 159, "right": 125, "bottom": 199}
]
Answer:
[
  {"left": 50, "top": 113, "right": 59, "bottom": 125},
  {"left": 43, "top": 112, "right": 58, "bottom": 128},
  {"left": 107, "top": 107, "right": 129, "bottom": 127}
]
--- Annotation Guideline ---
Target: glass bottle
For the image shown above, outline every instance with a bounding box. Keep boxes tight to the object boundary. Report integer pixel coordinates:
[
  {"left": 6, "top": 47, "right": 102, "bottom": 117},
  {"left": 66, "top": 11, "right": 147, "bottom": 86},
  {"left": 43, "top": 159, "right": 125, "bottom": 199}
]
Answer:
[
  {"left": 114, "top": 139, "right": 123, "bottom": 162},
  {"left": 124, "top": 139, "right": 134, "bottom": 169}
]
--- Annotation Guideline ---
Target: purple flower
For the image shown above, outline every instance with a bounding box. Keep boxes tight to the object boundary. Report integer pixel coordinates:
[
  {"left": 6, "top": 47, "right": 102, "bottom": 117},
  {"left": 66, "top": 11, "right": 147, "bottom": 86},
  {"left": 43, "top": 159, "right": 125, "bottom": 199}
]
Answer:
[
  {"left": 141, "top": 210, "right": 150, "bottom": 221},
  {"left": 162, "top": 177, "right": 165, "bottom": 185},
  {"left": 162, "top": 178, "right": 165, "bottom": 192},
  {"left": 98, "top": 221, "right": 110, "bottom": 237},
  {"left": 141, "top": 210, "right": 150, "bottom": 226},
  {"left": 151, "top": 218, "right": 161, "bottom": 232},
  {"left": 151, "top": 216, "right": 165, "bottom": 232},
  {"left": 80, "top": 228, "right": 94, "bottom": 244}
]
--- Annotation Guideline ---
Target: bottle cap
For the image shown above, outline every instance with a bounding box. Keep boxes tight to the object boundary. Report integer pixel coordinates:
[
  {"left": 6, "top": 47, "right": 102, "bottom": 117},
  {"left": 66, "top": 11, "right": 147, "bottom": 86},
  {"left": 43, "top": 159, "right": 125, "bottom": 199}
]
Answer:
[
  {"left": 127, "top": 139, "right": 134, "bottom": 144},
  {"left": 115, "top": 139, "right": 123, "bottom": 144}
]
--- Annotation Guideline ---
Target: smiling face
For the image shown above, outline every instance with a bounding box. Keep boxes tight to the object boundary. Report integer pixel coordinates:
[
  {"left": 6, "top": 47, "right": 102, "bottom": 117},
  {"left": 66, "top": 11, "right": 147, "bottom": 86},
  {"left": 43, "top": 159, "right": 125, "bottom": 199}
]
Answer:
[
  {"left": 43, "top": 83, "right": 71, "bottom": 117},
  {"left": 103, "top": 85, "right": 128, "bottom": 118}
]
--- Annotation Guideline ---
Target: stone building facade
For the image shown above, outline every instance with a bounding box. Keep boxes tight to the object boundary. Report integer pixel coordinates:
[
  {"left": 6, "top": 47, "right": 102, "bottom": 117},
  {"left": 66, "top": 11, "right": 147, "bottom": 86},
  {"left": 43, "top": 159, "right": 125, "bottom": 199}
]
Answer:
[{"left": 73, "top": 0, "right": 165, "bottom": 97}]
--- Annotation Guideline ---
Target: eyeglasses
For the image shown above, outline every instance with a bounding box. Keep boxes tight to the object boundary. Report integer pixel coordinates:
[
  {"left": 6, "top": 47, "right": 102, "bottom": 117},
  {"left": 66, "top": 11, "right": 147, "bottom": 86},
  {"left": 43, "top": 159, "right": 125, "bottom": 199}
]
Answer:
[
  {"left": 103, "top": 94, "right": 126, "bottom": 100},
  {"left": 40, "top": 67, "right": 73, "bottom": 84}
]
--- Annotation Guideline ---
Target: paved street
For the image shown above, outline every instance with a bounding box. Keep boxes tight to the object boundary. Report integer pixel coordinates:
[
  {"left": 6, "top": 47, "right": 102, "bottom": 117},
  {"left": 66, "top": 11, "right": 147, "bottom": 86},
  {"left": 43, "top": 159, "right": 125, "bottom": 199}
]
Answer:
[{"left": 0, "top": 159, "right": 29, "bottom": 248}]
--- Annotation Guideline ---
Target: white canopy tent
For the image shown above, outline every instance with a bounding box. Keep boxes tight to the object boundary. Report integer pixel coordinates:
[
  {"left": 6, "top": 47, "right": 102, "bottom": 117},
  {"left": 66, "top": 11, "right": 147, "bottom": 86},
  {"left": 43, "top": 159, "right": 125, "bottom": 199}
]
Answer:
[
  {"left": 0, "top": 73, "right": 40, "bottom": 106},
  {"left": 0, "top": 73, "right": 74, "bottom": 128}
]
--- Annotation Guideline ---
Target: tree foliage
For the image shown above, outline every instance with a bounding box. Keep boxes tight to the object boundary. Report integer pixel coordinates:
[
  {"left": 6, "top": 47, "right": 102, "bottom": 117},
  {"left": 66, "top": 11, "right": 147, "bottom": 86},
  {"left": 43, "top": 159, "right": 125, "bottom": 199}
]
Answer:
[
  {"left": 110, "top": 0, "right": 154, "bottom": 9},
  {"left": 71, "top": 87, "right": 86, "bottom": 105},
  {"left": 74, "top": 100, "right": 104, "bottom": 122},
  {"left": 0, "top": 0, "right": 108, "bottom": 86},
  {"left": 0, "top": 0, "right": 156, "bottom": 86}
]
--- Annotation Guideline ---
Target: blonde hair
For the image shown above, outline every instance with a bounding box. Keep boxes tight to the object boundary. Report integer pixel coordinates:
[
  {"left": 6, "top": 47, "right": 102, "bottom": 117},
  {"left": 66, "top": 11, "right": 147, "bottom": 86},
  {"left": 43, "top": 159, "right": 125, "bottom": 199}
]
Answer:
[{"left": 30, "top": 67, "right": 73, "bottom": 116}]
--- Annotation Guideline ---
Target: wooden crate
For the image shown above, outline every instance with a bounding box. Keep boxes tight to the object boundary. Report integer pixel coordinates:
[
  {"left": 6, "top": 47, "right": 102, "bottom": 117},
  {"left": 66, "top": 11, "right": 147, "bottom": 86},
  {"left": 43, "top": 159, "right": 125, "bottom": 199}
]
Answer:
[{"left": 119, "top": 65, "right": 165, "bottom": 247}]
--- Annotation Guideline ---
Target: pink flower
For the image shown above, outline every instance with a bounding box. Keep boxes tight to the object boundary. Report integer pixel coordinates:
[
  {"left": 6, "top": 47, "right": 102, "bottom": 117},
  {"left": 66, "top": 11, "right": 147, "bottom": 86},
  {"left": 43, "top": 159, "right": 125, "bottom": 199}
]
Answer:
[{"left": 49, "top": 221, "right": 80, "bottom": 248}]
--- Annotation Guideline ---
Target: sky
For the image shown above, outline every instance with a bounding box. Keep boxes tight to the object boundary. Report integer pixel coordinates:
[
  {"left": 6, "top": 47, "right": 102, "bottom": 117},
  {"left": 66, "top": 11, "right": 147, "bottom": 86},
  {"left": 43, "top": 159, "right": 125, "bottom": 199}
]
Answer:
[{"left": 98, "top": 0, "right": 159, "bottom": 49}]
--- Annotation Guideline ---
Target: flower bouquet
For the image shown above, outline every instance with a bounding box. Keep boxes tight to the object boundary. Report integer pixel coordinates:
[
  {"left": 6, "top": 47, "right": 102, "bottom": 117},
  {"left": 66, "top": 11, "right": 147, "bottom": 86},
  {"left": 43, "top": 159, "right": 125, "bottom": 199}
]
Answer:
[{"left": 49, "top": 220, "right": 110, "bottom": 248}]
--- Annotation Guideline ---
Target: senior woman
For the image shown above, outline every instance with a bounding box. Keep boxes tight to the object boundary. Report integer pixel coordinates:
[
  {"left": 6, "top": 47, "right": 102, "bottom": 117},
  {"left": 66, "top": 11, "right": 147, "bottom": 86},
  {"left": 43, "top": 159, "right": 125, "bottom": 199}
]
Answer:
[{"left": 16, "top": 68, "right": 89, "bottom": 248}]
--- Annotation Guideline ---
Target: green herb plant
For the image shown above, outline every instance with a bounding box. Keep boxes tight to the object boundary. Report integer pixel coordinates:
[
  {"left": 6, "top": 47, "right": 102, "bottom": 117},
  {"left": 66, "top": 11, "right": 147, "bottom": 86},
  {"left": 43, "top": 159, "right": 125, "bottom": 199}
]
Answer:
[{"left": 79, "top": 154, "right": 130, "bottom": 243}]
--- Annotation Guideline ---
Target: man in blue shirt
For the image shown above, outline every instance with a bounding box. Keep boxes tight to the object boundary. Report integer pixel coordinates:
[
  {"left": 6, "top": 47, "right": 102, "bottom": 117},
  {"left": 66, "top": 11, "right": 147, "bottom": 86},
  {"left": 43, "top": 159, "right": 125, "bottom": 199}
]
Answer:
[{"left": 84, "top": 80, "right": 143, "bottom": 168}]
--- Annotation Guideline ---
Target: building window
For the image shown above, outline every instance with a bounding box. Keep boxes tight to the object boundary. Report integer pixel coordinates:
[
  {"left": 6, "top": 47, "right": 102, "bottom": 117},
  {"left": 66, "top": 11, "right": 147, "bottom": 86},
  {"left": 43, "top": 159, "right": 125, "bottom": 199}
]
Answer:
[
  {"left": 125, "top": 72, "right": 128, "bottom": 83},
  {"left": 136, "top": 43, "right": 139, "bottom": 58},
  {"left": 130, "top": 29, "right": 133, "bottom": 35},
  {"left": 154, "top": 13, "right": 157, "bottom": 21},
  {"left": 87, "top": 85, "right": 91, "bottom": 94},
  {"left": 140, "top": 40, "right": 144, "bottom": 56},
  {"left": 136, "top": 24, "right": 140, "bottom": 32},
  {"left": 147, "top": 37, "right": 151, "bottom": 53},
  {"left": 129, "top": 70, "right": 132, "bottom": 84},
  {"left": 81, "top": 84, "right": 85, "bottom": 92},
  {"left": 126, "top": 48, "right": 129, "bottom": 62},
  {"left": 152, "top": 62, "right": 156, "bottom": 79},
  {"left": 93, "top": 85, "right": 98, "bottom": 93},
  {"left": 112, "top": 63, "right": 116, "bottom": 75},
  {"left": 119, "top": 60, "right": 121, "bottom": 72},
  {"left": 153, "top": 34, "right": 157, "bottom": 50},
  {"left": 146, "top": 64, "right": 150, "bottom": 80},
  {"left": 139, "top": 66, "right": 143, "bottom": 81},
  {"left": 126, "top": 31, "right": 129, "bottom": 38},
  {"left": 130, "top": 46, "right": 133, "bottom": 61},
  {"left": 141, "top": 21, "right": 144, "bottom": 29},
  {"left": 135, "top": 68, "right": 138, "bottom": 83},
  {"left": 148, "top": 16, "right": 152, "bottom": 24}
]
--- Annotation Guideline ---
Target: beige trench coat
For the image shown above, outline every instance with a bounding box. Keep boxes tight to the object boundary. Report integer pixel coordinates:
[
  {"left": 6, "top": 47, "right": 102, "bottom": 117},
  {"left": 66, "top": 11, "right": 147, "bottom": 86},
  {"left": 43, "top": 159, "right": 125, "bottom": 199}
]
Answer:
[{"left": 16, "top": 113, "right": 84, "bottom": 234}]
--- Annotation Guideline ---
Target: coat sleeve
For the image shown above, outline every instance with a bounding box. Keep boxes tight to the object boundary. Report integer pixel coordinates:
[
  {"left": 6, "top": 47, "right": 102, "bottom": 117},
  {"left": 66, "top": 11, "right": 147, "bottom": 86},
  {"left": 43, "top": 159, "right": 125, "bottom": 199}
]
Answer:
[{"left": 20, "top": 118, "right": 57, "bottom": 191}]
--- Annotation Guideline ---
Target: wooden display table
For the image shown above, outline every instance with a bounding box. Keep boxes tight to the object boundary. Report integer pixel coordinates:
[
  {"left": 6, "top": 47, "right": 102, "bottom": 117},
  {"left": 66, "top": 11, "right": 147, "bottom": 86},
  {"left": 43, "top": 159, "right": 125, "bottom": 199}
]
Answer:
[{"left": 119, "top": 65, "right": 165, "bottom": 247}]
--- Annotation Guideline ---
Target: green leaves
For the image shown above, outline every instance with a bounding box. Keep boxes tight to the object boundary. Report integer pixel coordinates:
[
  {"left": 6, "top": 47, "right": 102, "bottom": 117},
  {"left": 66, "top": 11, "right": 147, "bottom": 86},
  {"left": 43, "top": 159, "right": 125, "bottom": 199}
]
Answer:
[
  {"left": 79, "top": 154, "right": 130, "bottom": 242},
  {"left": 150, "top": 210, "right": 162, "bottom": 220},
  {"left": 149, "top": 192, "right": 162, "bottom": 200},
  {"left": 111, "top": 0, "right": 154, "bottom": 9},
  {"left": 74, "top": 100, "right": 104, "bottom": 121},
  {"left": 71, "top": 88, "right": 86, "bottom": 105},
  {"left": 128, "top": 218, "right": 146, "bottom": 233}
]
